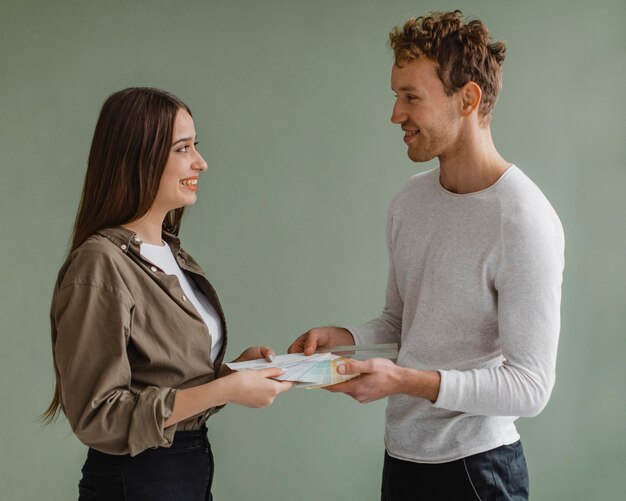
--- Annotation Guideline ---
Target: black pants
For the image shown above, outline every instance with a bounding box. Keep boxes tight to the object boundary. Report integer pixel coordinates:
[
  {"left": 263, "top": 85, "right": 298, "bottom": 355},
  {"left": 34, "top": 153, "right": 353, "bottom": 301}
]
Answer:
[
  {"left": 381, "top": 441, "right": 529, "bottom": 501},
  {"left": 78, "top": 428, "right": 214, "bottom": 501}
]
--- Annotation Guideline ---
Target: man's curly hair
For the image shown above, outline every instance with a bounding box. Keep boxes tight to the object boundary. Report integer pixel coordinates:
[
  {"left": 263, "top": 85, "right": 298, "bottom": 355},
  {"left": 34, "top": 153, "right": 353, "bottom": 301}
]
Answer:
[{"left": 389, "top": 10, "right": 506, "bottom": 120}]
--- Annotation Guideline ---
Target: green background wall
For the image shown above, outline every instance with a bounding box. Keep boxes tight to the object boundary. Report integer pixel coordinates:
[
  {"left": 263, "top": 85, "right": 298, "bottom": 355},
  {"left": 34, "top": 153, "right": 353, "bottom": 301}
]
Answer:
[{"left": 1, "top": 0, "right": 624, "bottom": 499}]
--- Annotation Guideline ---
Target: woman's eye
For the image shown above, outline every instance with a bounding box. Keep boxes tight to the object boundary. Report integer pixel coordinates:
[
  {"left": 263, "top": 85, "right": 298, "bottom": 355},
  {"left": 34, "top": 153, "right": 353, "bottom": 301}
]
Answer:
[{"left": 176, "top": 141, "right": 198, "bottom": 153}]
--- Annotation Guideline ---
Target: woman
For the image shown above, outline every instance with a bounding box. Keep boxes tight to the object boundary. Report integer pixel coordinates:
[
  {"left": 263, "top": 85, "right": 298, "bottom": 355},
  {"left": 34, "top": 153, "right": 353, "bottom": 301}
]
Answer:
[{"left": 43, "top": 87, "right": 292, "bottom": 500}]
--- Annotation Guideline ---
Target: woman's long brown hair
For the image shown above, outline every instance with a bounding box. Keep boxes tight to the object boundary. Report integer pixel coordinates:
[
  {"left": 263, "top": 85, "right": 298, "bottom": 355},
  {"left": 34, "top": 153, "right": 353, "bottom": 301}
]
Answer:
[{"left": 42, "top": 87, "right": 192, "bottom": 423}]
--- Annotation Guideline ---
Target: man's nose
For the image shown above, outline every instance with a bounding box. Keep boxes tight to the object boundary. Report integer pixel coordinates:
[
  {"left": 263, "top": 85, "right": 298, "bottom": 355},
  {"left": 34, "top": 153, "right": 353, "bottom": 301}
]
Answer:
[{"left": 390, "top": 101, "right": 405, "bottom": 124}]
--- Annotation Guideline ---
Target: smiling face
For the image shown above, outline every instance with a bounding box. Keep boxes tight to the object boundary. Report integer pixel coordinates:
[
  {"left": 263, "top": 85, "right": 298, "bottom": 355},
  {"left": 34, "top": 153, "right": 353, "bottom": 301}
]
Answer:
[
  {"left": 152, "top": 108, "right": 207, "bottom": 214},
  {"left": 390, "top": 57, "right": 462, "bottom": 163}
]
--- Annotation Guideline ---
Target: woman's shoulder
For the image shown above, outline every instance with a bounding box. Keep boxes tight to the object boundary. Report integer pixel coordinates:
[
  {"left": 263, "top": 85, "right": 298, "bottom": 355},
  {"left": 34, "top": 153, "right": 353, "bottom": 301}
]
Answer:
[
  {"left": 70, "top": 232, "right": 126, "bottom": 265},
  {"left": 56, "top": 231, "right": 134, "bottom": 296}
]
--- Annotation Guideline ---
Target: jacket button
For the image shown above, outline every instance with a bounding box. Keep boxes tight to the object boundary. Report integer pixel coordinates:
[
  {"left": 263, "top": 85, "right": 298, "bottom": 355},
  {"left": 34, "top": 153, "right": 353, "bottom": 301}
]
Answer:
[
  {"left": 182, "top": 295, "right": 187, "bottom": 302},
  {"left": 121, "top": 244, "right": 127, "bottom": 250},
  {"left": 151, "top": 266, "right": 157, "bottom": 272}
]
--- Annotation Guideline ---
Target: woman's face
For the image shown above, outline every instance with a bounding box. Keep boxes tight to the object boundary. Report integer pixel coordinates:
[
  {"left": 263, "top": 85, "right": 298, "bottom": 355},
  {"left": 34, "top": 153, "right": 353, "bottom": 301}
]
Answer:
[{"left": 152, "top": 109, "right": 208, "bottom": 214}]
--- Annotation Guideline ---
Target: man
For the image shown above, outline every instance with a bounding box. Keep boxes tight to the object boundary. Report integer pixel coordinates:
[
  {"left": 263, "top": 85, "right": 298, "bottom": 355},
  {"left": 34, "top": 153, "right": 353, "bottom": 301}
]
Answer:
[{"left": 289, "top": 11, "right": 564, "bottom": 500}]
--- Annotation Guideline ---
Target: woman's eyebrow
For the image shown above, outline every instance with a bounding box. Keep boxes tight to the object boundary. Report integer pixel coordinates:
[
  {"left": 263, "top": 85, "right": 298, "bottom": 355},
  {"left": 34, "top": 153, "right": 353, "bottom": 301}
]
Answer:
[{"left": 172, "top": 136, "right": 196, "bottom": 146}]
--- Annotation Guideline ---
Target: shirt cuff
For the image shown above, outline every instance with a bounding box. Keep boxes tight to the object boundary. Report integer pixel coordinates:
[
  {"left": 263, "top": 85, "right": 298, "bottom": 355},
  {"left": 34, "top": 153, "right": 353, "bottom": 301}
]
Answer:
[
  {"left": 128, "top": 387, "right": 178, "bottom": 457},
  {"left": 341, "top": 325, "right": 375, "bottom": 346},
  {"left": 433, "top": 370, "right": 464, "bottom": 411}
]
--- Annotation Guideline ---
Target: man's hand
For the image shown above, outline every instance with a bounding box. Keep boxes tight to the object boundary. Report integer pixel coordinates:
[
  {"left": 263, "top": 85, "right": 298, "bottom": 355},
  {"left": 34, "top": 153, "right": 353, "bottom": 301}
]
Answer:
[
  {"left": 325, "top": 358, "right": 403, "bottom": 403},
  {"left": 288, "top": 326, "right": 355, "bottom": 355},
  {"left": 327, "top": 359, "right": 441, "bottom": 404}
]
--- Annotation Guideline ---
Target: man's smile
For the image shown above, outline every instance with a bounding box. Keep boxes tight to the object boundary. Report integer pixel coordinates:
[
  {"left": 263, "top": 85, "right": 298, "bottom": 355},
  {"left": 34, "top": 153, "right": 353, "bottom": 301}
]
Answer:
[{"left": 403, "top": 128, "right": 420, "bottom": 144}]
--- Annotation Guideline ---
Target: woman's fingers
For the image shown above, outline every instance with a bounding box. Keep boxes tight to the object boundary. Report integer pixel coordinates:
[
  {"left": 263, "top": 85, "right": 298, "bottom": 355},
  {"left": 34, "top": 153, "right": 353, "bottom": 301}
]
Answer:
[
  {"left": 259, "top": 345, "right": 275, "bottom": 362},
  {"left": 275, "top": 381, "right": 295, "bottom": 393},
  {"left": 235, "top": 345, "right": 276, "bottom": 363},
  {"left": 255, "top": 367, "right": 285, "bottom": 379}
]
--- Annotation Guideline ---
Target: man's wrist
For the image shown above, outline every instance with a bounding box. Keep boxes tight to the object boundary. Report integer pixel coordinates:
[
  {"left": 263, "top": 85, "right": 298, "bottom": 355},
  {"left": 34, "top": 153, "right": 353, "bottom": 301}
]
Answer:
[
  {"left": 331, "top": 327, "right": 356, "bottom": 346},
  {"left": 395, "top": 366, "right": 441, "bottom": 403}
]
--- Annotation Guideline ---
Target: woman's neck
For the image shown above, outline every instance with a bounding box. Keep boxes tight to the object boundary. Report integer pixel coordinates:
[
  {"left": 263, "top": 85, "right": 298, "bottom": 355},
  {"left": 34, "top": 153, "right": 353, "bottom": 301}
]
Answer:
[{"left": 121, "top": 210, "right": 166, "bottom": 245}]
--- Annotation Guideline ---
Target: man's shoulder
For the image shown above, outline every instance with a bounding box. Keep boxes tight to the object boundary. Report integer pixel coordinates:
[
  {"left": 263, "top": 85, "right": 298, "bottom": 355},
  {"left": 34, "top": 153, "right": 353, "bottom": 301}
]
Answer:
[
  {"left": 499, "top": 167, "right": 557, "bottom": 213},
  {"left": 391, "top": 167, "right": 439, "bottom": 207},
  {"left": 498, "top": 167, "right": 563, "bottom": 239},
  {"left": 404, "top": 166, "right": 439, "bottom": 190}
]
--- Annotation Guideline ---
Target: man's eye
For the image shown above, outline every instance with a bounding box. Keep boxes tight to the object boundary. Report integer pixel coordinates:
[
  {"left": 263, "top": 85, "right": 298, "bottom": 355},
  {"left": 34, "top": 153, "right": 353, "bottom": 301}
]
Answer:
[{"left": 406, "top": 95, "right": 418, "bottom": 101}]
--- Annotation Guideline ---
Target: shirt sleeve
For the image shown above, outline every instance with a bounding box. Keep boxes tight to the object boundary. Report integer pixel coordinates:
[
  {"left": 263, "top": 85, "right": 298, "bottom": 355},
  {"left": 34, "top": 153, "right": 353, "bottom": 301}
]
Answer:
[
  {"left": 53, "top": 280, "right": 178, "bottom": 456},
  {"left": 344, "top": 204, "right": 403, "bottom": 345},
  {"left": 434, "top": 204, "right": 565, "bottom": 417}
]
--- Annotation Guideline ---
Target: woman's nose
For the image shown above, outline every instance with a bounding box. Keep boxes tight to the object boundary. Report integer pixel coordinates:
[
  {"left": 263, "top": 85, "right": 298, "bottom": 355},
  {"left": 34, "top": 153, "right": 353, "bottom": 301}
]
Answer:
[{"left": 194, "top": 152, "right": 208, "bottom": 171}]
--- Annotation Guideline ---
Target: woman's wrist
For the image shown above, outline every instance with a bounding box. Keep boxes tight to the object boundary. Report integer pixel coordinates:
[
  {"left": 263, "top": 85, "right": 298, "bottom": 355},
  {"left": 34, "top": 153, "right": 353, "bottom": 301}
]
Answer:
[{"left": 219, "top": 364, "right": 233, "bottom": 377}]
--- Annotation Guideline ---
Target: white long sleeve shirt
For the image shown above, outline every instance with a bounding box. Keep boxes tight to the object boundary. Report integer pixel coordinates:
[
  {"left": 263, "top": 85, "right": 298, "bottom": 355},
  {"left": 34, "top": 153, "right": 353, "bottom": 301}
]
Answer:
[{"left": 347, "top": 165, "right": 564, "bottom": 463}]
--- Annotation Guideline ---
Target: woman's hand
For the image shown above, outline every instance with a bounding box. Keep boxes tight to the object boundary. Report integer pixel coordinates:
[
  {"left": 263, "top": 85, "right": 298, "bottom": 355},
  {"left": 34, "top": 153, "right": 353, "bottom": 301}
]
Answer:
[
  {"left": 164, "top": 366, "right": 293, "bottom": 426},
  {"left": 220, "top": 346, "right": 276, "bottom": 377},
  {"left": 222, "top": 368, "right": 293, "bottom": 408},
  {"left": 233, "top": 345, "right": 275, "bottom": 363}
]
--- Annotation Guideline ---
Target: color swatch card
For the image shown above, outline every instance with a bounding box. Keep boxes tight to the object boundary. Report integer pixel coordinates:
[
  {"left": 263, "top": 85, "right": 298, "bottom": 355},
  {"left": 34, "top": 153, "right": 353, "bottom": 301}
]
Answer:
[{"left": 225, "top": 352, "right": 357, "bottom": 388}]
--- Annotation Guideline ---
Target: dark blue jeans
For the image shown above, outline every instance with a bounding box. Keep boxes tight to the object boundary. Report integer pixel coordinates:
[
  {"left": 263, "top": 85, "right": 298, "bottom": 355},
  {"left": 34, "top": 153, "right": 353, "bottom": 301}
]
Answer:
[
  {"left": 78, "top": 428, "right": 214, "bottom": 501},
  {"left": 381, "top": 441, "right": 529, "bottom": 500}
]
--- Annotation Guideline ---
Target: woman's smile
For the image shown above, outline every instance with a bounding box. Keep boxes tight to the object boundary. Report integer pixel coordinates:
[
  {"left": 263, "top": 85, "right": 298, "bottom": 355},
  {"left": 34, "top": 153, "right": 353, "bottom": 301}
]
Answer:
[{"left": 180, "top": 176, "right": 198, "bottom": 191}]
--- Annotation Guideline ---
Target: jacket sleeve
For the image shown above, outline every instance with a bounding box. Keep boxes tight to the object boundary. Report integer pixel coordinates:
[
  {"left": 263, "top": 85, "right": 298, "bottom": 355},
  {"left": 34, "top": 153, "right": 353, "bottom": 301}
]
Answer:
[{"left": 53, "top": 279, "right": 178, "bottom": 456}]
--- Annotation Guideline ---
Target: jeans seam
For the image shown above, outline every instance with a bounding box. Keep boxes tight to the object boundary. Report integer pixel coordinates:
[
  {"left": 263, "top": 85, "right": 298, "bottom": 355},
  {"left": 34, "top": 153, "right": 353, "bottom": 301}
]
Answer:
[
  {"left": 204, "top": 432, "right": 213, "bottom": 501},
  {"left": 463, "top": 458, "right": 482, "bottom": 501},
  {"left": 122, "top": 467, "right": 129, "bottom": 501}
]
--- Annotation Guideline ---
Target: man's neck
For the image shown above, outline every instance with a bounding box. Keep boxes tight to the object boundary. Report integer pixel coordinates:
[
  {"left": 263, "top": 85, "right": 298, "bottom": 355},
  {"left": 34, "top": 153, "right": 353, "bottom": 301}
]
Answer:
[{"left": 438, "top": 126, "right": 510, "bottom": 194}]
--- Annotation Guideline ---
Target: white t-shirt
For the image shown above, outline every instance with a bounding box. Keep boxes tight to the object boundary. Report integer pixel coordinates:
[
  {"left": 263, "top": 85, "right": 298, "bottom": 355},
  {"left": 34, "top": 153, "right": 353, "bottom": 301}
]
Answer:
[{"left": 140, "top": 241, "right": 223, "bottom": 363}]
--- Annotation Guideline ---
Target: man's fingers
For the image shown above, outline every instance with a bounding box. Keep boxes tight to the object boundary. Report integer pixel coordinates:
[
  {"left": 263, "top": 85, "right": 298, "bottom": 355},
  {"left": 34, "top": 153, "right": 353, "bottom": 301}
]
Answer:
[
  {"left": 287, "top": 335, "right": 305, "bottom": 354},
  {"left": 325, "top": 379, "right": 359, "bottom": 393},
  {"left": 337, "top": 360, "right": 367, "bottom": 375},
  {"left": 303, "top": 332, "right": 321, "bottom": 355}
]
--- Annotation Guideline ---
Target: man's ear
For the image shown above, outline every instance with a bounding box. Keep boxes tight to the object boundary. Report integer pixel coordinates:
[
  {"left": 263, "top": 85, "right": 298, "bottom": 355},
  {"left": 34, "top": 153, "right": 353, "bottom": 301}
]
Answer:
[{"left": 460, "top": 81, "right": 482, "bottom": 116}]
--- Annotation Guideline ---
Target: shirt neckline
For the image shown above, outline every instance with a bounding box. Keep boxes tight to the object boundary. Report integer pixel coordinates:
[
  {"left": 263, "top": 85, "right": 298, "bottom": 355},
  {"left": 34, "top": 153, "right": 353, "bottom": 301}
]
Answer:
[
  {"left": 436, "top": 165, "right": 517, "bottom": 198},
  {"left": 141, "top": 240, "right": 168, "bottom": 249}
]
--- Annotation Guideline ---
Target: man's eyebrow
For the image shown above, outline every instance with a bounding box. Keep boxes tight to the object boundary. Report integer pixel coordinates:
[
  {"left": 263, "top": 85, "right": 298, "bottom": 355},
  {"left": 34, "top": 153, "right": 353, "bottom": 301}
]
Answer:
[
  {"left": 393, "top": 85, "right": 418, "bottom": 92},
  {"left": 172, "top": 136, "right": 196, "bottom": 146}
]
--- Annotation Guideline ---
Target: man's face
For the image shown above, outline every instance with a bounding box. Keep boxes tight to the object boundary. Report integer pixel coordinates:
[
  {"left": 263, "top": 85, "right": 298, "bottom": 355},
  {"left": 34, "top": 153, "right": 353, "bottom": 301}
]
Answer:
[{"left": 390, "top": 58, "right": 461, "bottom": 162}]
